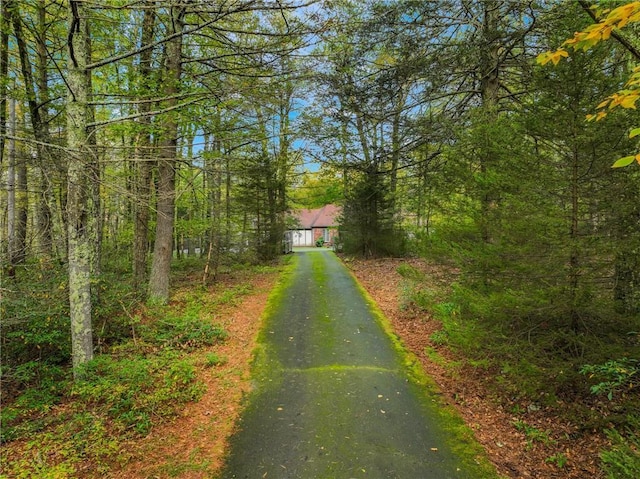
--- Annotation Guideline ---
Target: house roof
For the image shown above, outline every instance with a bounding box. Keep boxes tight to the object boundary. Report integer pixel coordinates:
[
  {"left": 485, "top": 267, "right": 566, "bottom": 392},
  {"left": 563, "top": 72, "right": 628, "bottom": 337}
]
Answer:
[
  {"left": 294, "top": 204, "right": 341, "bottom": 229},
  {"left": 312, "top": 204, "right": 341, "bottom": 228}
]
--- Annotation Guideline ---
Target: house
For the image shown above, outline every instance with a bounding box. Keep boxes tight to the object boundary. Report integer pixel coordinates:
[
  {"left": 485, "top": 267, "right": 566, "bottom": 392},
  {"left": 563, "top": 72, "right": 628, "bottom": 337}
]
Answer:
[{"left": 289, "top": 204, "right": 341, "bottom": 247}]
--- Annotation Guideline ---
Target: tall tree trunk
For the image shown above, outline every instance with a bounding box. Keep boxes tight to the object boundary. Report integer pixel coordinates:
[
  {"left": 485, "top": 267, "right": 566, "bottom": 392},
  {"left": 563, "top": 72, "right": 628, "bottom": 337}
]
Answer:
[
  {"left": 203, "top": 131, "right": 222, "bottom": 284},
  {"left": 389, "top": 86, "right": 407, "bottom": 219},
  {"left": 36, "top": 171, "right": 54, "bottom": 257},
  {"left": 6, "top": 97, "right": 16, "bottom": 273},
  {"left": 479, "top": 0, "right": 501, "bottom": 246},
  {"left": 35, "top": 0, "right": 53, "bottom": 258},
  {"left": 277, "top": 85, "right": 292, "bottom": 215},
  {"left": 148, "top": 6, "right": 184, "bottom": 303},
  {"left": 133, "top": 4, "right": 156, "bottom": 291},
  {"left": 0, "top": 0, "right": 8, "bottom": 168},
  {"left": 569, "top": 142, "right": 581, "bottom": 331},
  {"left": 225, "top": 151, "right": 232, "bottom": 249},
  {"left": 66, "top": 0, "right": 94, "bottom": 376},
  {"left": 85, "top": 30, "right": 101, "bottom": 279},
  {"left": 14, "top": 106, "right": 27, "bottom": 265},
  {"left": 10, "top": 0, "right": 55, "bottom": 258}
]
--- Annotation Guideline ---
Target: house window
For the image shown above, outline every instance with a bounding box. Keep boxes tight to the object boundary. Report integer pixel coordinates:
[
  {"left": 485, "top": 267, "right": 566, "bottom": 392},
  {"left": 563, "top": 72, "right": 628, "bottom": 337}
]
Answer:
[{"left": 323, "top": 228, "right": 330, "bottom": 242}]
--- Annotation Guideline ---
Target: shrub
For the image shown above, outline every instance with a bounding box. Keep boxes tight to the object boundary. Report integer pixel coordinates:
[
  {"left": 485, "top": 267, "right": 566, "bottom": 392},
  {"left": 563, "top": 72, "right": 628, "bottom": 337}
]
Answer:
[
  {"left": 580, "top": 358, "right": 638, "bottom": 400},
  {"left": 140, "top": 313, "right": 228, "bottom": 350},
  {"left": 1, "top": 266, "right": 71, "bottom": 370},
  {"left": 396, "top": 263, "right": 425, "bottom": 282},
  {"left": 204, "top": 353, "right": 227, "bottom": 367},
  {"left": 601, "top": 418, "right": 640, "bottom": 479},
  {"left": 72, "top": 354, "right": 204, "bottom": 435}
]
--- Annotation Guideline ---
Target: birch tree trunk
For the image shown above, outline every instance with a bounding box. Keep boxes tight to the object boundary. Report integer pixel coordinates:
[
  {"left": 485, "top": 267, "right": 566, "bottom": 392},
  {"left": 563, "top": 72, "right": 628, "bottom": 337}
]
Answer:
[
  {"left": 66, "top": 0, "right": 94, "bottom": 376},
  {"left": 148, "top": 6, "right": 184, "bottom": 303}
]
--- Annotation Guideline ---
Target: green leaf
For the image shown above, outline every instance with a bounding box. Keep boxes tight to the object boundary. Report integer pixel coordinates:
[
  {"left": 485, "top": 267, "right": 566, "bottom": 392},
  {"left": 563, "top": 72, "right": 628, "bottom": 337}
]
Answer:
[
  {"left": 612, "top": 156, "right": 635, "bottom": 168},
  {"left": 630, "top": 128, "right": 640, "bottom": 138}
]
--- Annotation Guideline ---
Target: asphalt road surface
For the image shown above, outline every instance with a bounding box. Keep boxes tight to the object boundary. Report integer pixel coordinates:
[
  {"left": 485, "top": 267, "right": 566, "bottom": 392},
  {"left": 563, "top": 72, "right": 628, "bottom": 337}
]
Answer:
[{"left": 219, "top": 250, "right": 495, "bottom": 479}]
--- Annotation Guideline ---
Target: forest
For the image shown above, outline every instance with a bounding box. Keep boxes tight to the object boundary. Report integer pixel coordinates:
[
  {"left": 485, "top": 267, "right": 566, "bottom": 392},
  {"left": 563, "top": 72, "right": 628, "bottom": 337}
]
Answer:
[{"left": 1, "top": 0, "right": 640, "bottom": 477}]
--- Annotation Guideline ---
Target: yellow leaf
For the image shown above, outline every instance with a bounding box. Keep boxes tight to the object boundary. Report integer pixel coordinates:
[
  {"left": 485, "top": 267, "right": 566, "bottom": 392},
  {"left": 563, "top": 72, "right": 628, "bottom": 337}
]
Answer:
[
  {"left": 607, "top": 2, "right": 640, "bottom": 27},
  {"left": 620, "top": 94, "right": 640, "bottom": 109},
  {"left": 536, "top": 52, "right": 552, "bottom": 65},
  {"left": 551, "top": 54, "right": 561, "bottom": 66},
  {"left": 609, "top": 93, "right": 623, "bottom": 108},
  {"left": 596, "top": 111, "right": 608, "bottom": 121},
  {"left": 597, "top": 98, "right": 611, "bottom": 109},
  {"left": 537, "top": 50, "right": 568, "bottom": 66},
  {"left": 581, "top": 37, "right": 600, "bottom": 51},
  {"left": 584, "top": 24, "right": 606, "bottom": 41},
  {"left": 557, "top": 49, "right": 569, "bottom": 61},
  {"left": 586, "top": 114, "right": 596, "bottom": 122}
]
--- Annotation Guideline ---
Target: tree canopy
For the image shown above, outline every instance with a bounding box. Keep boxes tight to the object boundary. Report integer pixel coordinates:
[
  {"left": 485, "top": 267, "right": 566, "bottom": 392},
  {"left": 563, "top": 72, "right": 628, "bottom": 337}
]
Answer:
[{"left": 2, "top": 1, "right": 640, "bottom": 476}]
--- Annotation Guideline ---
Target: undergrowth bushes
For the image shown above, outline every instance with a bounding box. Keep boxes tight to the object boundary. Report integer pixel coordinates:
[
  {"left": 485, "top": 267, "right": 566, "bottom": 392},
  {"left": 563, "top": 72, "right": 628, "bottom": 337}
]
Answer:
[
  {"left": 396, "top": 260, "right": 640, "bottom": 477},
  {"left": 601, "top": 417, "right": 640, "bottom": 479},
  {"left": 73, "top": 353, "right": 204, "bottom": 435},
  {"left": 0, "top": 257, "right": 263, "bottom": 478}
]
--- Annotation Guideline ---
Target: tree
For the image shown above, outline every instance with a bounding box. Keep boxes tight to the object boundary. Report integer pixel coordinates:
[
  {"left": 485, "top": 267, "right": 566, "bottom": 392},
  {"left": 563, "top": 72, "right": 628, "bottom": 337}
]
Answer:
[
  {"left": 290, "top": 168, "right": 344, "bottom": 209},
  {"left": 66, "top": 0, "right": 95, "bottom": 375},
  {"left": 426, "top": 1, "right": 640, "bottom": 347},
  {"left": 0, "top": 0, "right": 8, "bottom": 168},
  {"left": 147, "top": 5, "right": 185, "bottom": 303},
  {"left": 7, "top": 0, "right": 59, "bottom": 261},
  {"left": 132, "top": 4, "right": 157, "bottom": 291},
  {"left": 538, "top": 1, "right": 640, "bottom": 167},
  {"left": 304, "top": 1, "right": 413, "bottom": 256},
  {"left": 0, "top": 0, "right": 330, "bottom": 379}
]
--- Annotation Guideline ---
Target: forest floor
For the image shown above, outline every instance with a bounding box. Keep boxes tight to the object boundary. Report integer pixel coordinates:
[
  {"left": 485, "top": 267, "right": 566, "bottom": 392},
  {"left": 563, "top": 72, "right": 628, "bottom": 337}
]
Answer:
[
  {"left": 109, "top": 270, "right": 280, "bottom": 479},
  {"left": 111, "top": 255, "right": 607, "bottom": 479}
]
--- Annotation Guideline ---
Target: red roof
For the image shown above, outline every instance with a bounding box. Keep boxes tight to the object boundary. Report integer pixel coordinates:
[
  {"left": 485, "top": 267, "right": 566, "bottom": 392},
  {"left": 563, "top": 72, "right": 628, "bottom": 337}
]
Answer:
[{"left": 294, "top": 204, "right": 341, "bottom": 229}]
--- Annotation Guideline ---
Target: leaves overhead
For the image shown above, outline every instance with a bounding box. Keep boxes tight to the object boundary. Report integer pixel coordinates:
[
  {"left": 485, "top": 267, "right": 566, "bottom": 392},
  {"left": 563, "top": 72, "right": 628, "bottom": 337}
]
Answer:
[{"left": 537, "top": 1, "right": 640, "bottom": 167}]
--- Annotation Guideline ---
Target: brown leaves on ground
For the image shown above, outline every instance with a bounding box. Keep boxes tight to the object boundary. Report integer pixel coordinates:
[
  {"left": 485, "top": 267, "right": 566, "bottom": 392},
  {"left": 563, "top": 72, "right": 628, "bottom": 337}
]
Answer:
[{"left": 347, "top": 256, "right": 608, "bottom": 479}]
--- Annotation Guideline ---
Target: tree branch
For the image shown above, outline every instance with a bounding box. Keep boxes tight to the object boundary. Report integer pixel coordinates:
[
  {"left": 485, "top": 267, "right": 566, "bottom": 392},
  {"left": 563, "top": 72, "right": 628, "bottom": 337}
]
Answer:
[
  {"left": 577, "top": 0, "right": 640, "bottom": 61},
  {"left": 87, "top": 96, "right": 205, "bottom": 128}
]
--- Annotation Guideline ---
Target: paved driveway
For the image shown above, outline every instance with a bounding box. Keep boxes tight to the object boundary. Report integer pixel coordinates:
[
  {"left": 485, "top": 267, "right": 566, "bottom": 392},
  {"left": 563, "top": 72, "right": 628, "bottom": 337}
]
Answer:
[{"left": 219, "top": 250, "right": 496, "bottom": 479}]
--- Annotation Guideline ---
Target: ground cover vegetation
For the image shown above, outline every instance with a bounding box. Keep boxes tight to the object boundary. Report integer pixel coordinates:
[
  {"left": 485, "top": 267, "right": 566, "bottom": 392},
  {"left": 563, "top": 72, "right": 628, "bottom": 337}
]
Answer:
[
  {"left": 1, "top": 0, "right": 640, "bottom": 477},
  {"left": 0, "top": 256, "right": 282, "bottom": 477}
]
